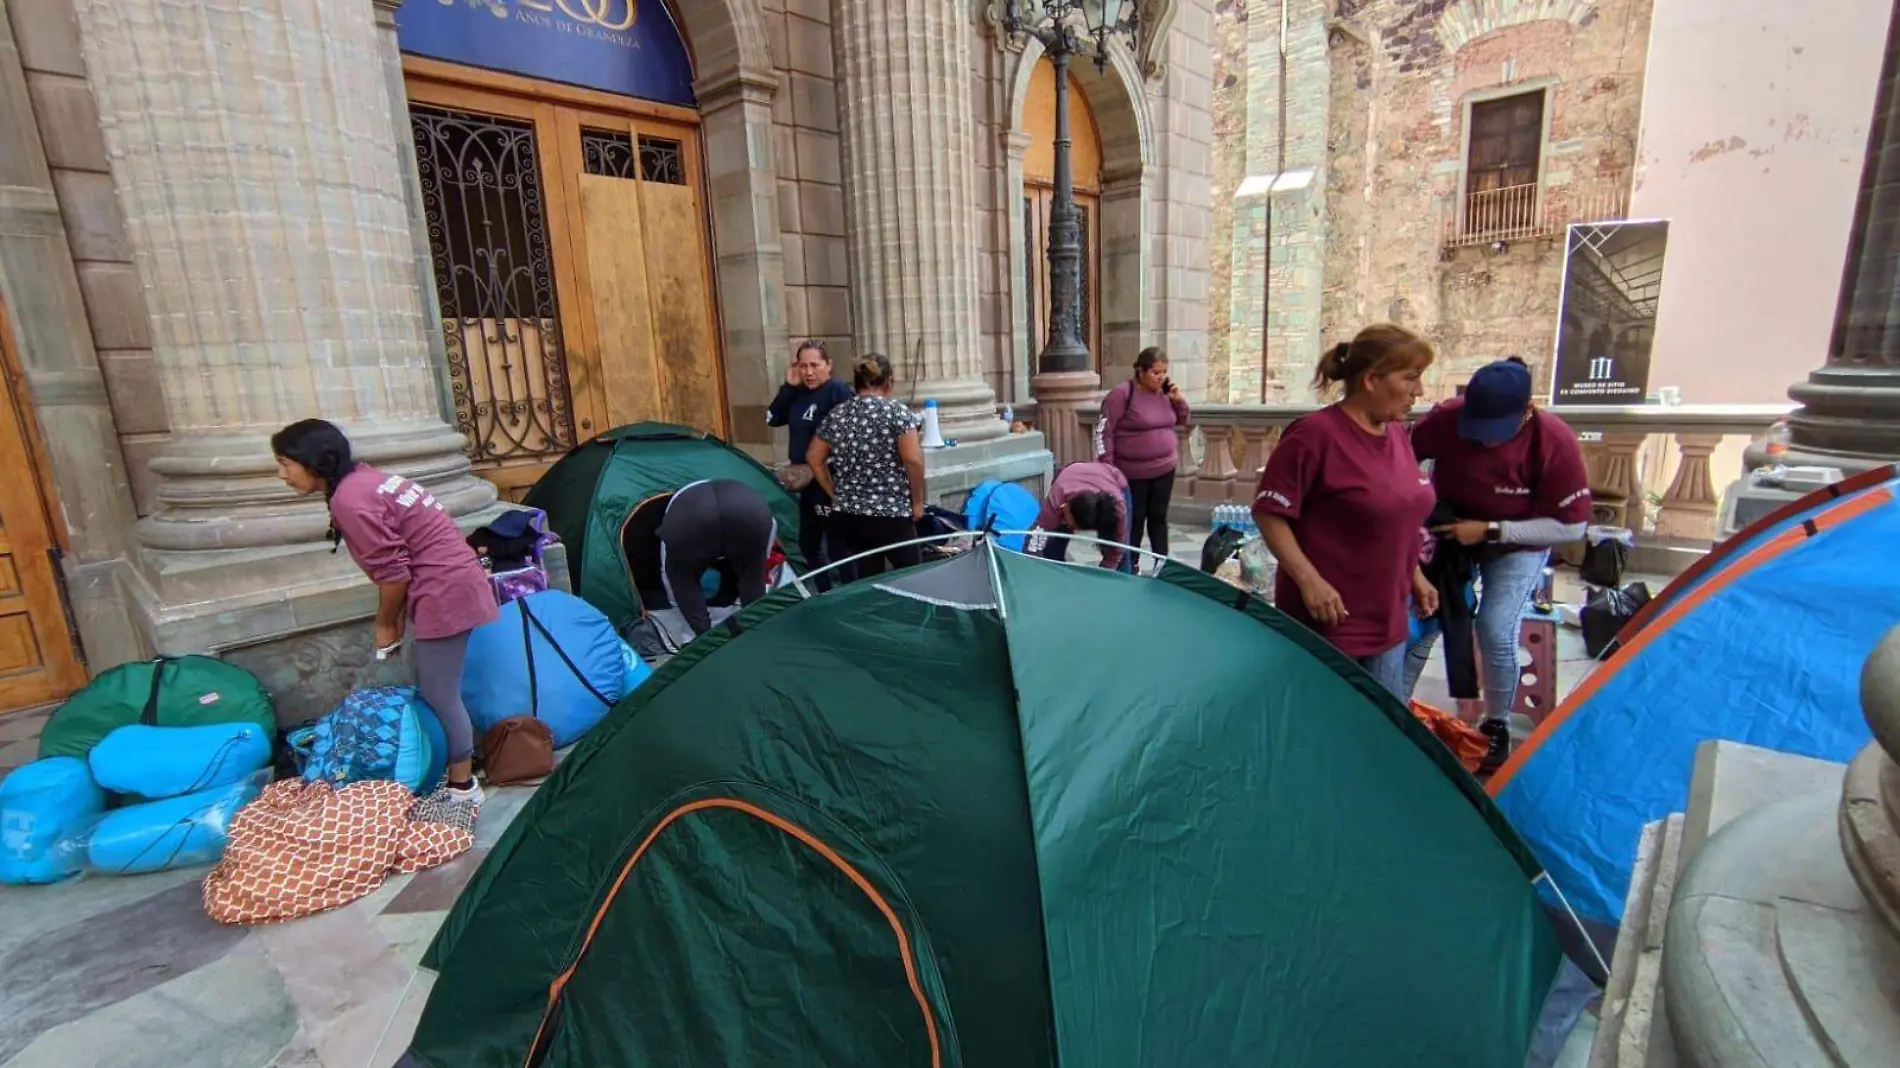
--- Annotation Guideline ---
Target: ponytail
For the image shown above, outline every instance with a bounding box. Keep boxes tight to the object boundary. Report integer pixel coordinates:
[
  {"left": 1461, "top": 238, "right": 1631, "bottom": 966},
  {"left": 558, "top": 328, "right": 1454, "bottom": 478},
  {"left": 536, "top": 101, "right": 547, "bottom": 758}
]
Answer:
[
  {"left": 1311, "top": 343, "right": 1353, "bottom": 391},
  {"left": 1312, "top": 324, "right": 1434, "bottom": 398}
]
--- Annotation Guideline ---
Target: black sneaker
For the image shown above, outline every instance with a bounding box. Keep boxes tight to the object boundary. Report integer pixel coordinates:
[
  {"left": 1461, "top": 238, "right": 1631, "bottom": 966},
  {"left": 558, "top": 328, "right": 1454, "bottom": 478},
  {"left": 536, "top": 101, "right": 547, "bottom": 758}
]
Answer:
[{"left": 1478, "top": 718, "right": 1512, "bottom": 777}]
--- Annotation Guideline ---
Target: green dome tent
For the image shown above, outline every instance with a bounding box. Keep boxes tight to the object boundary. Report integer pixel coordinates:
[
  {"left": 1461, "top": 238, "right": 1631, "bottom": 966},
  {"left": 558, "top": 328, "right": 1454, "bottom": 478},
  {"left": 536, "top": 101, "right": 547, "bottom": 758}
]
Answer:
[
  {"left": 405, "top": 545, "right": 1561, "bottom": 1068},
  {"left": 521, "top": 423, "right": 803, "bottom": 630}
]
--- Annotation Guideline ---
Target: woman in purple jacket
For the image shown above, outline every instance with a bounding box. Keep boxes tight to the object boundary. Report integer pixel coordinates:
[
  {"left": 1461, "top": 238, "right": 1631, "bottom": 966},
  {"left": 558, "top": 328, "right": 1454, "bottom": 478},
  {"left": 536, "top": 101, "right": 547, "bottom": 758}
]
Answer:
[
  {"left": 1102, "top": 347, "right": 1190, "bottom": 565},
  {"left": 272, "top": 420, "right": 498, "bottom": 808}
]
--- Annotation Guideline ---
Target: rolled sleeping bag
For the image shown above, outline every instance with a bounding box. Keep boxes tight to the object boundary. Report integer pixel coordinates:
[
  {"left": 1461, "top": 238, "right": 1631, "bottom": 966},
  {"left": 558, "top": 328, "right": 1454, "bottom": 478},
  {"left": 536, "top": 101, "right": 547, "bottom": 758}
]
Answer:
[
  {"left": 462, "top": 590, "right": 631, "bottom": 747},
  {"left": 0, "top": 757, "right": 106, "bottom": 885},
  {"left": 81, "top": 773, "right": 265, "bottom": 876},
  {"left": 88, "top": 722, "right": 273, "bottom": 800}
]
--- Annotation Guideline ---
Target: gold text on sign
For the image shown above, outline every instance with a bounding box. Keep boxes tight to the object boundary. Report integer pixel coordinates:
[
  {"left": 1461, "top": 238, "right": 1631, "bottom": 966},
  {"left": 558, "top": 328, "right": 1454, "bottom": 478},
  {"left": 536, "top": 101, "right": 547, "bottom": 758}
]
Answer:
[{"left": 519, "top": 0, "right": 637, "bottom": 32}]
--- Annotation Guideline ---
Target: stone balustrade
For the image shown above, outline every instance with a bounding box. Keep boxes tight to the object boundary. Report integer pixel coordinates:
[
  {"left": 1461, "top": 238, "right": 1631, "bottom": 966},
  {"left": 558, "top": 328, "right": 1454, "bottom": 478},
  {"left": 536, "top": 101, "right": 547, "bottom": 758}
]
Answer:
[{"left": 1065, "top": 400, "right": 1794, "bottom": 547}]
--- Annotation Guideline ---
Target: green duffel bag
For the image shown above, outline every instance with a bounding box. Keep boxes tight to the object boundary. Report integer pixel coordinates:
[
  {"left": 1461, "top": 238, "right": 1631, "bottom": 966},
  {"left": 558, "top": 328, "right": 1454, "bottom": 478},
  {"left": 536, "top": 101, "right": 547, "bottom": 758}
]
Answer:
[{"left": 38, "top": 655, "right": 275, "bottom": 762}]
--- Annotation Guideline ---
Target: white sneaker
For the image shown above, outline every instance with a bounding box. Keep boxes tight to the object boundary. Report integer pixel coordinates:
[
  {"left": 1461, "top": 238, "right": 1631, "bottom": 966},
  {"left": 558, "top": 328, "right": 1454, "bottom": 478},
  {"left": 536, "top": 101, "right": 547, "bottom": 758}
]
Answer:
[{"left": 445, "top": 780, "right": 485, "bottom": 808}]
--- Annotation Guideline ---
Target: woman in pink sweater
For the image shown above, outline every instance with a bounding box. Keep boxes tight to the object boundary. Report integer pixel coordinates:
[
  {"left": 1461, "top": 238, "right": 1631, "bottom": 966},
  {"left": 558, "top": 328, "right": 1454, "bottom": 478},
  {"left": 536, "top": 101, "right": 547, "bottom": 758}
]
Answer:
[
  {"left": 1101, "top": 347, "right": 1190, "bottom": 565},
  {"left": 272, "top": 419, "right": 498, "bottom": 809}
]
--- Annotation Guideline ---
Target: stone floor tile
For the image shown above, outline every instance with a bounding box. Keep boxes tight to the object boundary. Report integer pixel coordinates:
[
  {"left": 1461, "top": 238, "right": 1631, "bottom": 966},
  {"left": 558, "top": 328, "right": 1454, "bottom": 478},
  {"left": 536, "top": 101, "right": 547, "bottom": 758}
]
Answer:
[
  {"left": 3, "top": 942, "right": 296, "bottom": 1068},
  {"left": 0, "top": 880, "right": 247, "bottom": 1060},
  {"left": 383, "top": 847, "right": 488, "bottom": 916},
  {"left": 0, "top": 711, "right": 48, "bottom": 746},
  {"left": 0, "top": 867, "right": 205, "bottom": 955}
]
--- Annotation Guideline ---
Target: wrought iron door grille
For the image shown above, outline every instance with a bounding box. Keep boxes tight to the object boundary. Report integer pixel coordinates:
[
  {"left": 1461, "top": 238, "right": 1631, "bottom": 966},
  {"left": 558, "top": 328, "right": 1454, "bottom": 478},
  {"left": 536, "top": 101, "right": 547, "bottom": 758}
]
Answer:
[
  {"left": 638, "top": 136, "right": 686, "bottom": 185},
  {"left": 581, "top": 129, "right": 636, "bottom": 180},
  {"left": 411, "top": 104, "right": 578, "bottom": 463}
]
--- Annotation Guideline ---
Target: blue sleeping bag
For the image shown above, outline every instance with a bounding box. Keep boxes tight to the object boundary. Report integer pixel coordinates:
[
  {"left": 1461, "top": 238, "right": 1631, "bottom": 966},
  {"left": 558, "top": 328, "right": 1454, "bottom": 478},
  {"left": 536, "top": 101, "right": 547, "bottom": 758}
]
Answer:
[
  {"left": 84, "top": 775, "right": 263, "bottom": 876},
  {"left": 88, "top": 722, "right": 272, "bottom": 800},
  {"left": 462, "top": 590, "right": 630, "bottom": 747},
  {"left": 290, "top": 687, "right": 448, "bottom": 794},
  {"left": 965, "top": 480, "right": 1042, "bottom": 553},
  {"left": 619, "top": 639, "right": 652, "bottom": 696},
  {"left": 0, "top": 757, "right": 105, "bottom": 885}
]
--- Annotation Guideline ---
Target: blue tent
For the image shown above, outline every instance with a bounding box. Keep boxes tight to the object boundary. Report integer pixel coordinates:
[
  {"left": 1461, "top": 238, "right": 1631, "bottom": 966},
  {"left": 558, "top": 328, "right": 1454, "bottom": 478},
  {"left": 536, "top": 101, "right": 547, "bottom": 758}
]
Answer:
[
  {"left": 1614, "top": 463, "right": 1898, "bottom": 647},
  {"left": 1490, "top": 478, "right": 1900, "bottom": 925}
]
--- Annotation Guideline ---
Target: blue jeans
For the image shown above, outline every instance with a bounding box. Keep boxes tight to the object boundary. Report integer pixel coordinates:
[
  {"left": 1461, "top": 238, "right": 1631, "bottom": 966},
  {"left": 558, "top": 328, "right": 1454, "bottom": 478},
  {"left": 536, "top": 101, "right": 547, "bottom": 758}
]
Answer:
[
  {"left": 1403, "top": 549, "right": 1549, "bottom": 721},
  {"left": 1355, "top": 641, "right": 1409, "bottom": 700}
]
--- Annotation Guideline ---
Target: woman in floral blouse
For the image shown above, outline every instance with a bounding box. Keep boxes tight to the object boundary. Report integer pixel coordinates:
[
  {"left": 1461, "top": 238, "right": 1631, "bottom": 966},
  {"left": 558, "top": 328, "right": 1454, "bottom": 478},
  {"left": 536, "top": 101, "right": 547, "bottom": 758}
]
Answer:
[{"left": 807, "top": 354, "right": 926, "bottom": 580}]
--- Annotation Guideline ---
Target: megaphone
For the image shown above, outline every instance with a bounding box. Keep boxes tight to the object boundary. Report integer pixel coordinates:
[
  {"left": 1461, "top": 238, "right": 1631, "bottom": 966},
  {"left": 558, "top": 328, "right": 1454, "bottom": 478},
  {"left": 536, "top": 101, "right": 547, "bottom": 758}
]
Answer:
[{"left": 919, "top": 399, "right": 946, "bottom": 448}]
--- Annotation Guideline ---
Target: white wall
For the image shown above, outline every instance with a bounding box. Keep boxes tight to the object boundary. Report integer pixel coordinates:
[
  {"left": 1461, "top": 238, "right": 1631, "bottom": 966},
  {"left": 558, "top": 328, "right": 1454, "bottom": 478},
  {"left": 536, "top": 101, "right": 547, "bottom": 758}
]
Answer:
[{"left": 1632, "top": 0, "right": 1891, "bottom": 404}]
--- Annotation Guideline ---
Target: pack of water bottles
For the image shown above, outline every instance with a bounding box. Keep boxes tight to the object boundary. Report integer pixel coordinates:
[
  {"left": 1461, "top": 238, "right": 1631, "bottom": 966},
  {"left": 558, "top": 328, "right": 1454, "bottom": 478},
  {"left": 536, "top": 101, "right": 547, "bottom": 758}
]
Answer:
[
  {"left": 1207, "top": 504, "right": 1275, "bottom": 594},
  {"left": 1211, "top": 504, "right": 1258, "bottom": 535}
]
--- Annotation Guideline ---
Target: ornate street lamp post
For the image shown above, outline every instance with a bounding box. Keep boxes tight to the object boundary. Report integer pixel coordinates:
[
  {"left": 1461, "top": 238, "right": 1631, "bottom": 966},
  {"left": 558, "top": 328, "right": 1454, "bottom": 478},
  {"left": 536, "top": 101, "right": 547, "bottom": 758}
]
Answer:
[{"left": 1001, "top": 0, "right": 1142, "bottom": 375}]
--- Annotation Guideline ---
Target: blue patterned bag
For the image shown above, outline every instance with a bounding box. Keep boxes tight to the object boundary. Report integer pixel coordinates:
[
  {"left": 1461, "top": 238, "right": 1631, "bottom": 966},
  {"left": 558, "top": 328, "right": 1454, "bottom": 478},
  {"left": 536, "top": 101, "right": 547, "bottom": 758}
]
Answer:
[{"left": 287, "top": 686, "right": 447, "bottom": 794}]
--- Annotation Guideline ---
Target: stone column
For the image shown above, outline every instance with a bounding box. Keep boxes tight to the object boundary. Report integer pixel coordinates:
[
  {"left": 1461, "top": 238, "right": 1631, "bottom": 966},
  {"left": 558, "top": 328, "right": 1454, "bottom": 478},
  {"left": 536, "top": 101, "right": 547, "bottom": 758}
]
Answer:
[
  {"left": 73, "top": 0, "right": 494, "bottom": 561},
  {"left": 1784, "top": 7, "right": 1900, "bottom": 471},
  {"left": 370, "top": 0, "right": 456, "bottom": 429},
  {"left": 831, "top": 0, "right": 1003, "bottom": 443}
]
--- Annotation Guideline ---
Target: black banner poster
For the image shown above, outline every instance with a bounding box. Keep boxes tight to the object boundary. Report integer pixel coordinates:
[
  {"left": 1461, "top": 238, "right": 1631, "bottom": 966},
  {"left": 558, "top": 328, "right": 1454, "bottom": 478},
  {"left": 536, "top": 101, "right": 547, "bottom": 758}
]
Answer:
[{"left": 1551, "top": 221, "right": 1669, "bottom": 406}]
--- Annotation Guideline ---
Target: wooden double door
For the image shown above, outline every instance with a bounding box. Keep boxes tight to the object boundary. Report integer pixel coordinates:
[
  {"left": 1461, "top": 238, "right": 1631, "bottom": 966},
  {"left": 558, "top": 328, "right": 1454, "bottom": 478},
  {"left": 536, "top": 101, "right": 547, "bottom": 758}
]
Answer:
[
  {"left": 408, "top": 66, "right": 727, "bottom": 499},
  {"left": 0, "top": 298, "right": 87, "bottom": 714}
]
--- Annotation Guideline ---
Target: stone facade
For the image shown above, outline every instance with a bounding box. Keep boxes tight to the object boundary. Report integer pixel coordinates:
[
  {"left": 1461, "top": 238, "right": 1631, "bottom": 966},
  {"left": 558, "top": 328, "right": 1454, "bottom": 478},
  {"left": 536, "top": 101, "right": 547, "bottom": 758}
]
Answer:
[
  {"left": 1210, "top": 0, "right": 1651, "bottom": 401},
  {"left": 0, "top": 0, "right": 1214, "bottom": 712}
]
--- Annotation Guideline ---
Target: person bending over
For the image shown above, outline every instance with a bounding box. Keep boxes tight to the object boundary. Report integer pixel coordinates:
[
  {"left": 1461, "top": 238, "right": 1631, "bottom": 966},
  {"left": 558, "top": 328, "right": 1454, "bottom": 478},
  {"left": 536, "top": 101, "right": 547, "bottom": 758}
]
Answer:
[
  {"left": 1037, "top": 461, "right": 1135, "bottom": 572},
  {"left": 272, "top": 419, "right": 497, "bottom": 808},
  {"left": 1404, "top": 357, "right": 1590, "bottom": 771},
  {"left": 657, "top": 479, "right": 777, "bottom": 636}
]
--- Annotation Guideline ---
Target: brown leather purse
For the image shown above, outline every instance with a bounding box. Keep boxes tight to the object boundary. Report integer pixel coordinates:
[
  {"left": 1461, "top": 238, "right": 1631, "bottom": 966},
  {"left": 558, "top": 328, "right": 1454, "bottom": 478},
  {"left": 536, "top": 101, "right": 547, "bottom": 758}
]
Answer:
[{"left": 480, "top": 716, "right": 554, "bottom": 786}]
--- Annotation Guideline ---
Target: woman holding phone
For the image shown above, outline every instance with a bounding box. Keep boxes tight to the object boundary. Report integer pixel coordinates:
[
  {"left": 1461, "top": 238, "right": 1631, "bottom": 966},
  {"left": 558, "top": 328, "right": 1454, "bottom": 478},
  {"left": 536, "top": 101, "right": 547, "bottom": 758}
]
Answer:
[
  {"left": 272, "top": 419, "right": 497, "bottom": 809},
  {"left": 1101, "top": 346, "right": 1190, "bottom": 566}
]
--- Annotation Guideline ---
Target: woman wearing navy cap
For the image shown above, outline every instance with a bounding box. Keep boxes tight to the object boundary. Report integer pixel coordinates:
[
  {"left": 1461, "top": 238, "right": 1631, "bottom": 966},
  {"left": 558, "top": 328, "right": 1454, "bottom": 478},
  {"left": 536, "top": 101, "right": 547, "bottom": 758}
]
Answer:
[{"left": 1405, "top": 357, "right": 1591, "bottom": 772}]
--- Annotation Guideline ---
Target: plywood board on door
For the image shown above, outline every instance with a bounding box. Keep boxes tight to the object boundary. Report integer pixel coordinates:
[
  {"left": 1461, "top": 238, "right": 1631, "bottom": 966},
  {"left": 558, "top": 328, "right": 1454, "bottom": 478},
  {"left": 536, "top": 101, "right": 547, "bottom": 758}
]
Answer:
[
  {"left": 639, "top": 182, "right": 724, "bottom": 435},
  {"left": 577, "top": 173, "right": 663, "bottom": 429}
]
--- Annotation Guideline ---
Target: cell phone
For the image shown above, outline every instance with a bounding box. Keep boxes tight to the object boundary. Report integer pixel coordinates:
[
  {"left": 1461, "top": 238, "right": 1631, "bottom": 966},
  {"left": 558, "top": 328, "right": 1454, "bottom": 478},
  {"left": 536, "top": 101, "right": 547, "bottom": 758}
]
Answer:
[{"left": 1161, "top": 377, "right": 1175, "bottom": 394}]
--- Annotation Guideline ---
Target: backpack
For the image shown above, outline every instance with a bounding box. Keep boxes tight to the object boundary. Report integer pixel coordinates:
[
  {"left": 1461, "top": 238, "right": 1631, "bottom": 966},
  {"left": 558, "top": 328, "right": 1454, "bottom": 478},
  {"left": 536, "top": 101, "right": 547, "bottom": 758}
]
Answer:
[
  {"left": 1093, "top": 381, "right": 1134, "bottom": 461},
  {"left": 288, "top": 686, "right": 448, "bottom": 795}
]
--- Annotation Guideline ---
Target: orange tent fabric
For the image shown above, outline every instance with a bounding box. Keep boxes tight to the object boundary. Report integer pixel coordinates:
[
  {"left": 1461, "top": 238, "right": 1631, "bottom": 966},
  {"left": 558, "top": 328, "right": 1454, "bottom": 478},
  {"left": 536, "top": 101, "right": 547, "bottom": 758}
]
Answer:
[{"left": 1409, "top": 701, "right": 1487, "bottom": 774}]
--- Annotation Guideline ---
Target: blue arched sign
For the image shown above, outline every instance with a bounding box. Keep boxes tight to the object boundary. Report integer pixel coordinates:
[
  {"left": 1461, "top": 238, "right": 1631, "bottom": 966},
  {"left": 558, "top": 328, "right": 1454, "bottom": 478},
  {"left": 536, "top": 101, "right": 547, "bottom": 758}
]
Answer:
[{"left": 398, "top": 0, "right": 696, "bottom": 109}]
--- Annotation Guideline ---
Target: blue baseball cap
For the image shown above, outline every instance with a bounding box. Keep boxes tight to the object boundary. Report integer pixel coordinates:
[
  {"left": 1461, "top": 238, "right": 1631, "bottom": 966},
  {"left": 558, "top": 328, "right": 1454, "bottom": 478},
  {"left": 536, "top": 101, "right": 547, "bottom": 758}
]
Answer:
[{"left": 1459, "top": 358, "right": 1534, "bottom": 444}]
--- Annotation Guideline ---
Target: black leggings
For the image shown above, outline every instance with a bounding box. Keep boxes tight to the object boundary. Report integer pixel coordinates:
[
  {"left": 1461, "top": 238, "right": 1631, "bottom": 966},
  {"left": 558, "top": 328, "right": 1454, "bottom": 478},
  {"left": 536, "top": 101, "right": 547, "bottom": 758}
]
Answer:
[
  {"left": 797, "top": 492, "right": 849, "bottom": 592},
  {"left": 1126, "top": 470, "right": 1176, "bottom": 559},
  {"left": 828, "top": 513, "right": 921, "bottom": 580}
]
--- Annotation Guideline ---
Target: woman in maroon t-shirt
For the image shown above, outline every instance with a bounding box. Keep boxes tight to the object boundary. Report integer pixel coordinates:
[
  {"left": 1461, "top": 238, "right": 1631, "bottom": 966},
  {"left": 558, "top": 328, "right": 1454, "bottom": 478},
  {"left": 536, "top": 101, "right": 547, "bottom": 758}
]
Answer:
[
  {"left": 272, "top": 419, "right": 498, "bottom": 809},
  {"left": 1404, "top": 357, "right": 1591, "bottom": 765},
  {"left": 1252, "top": 325, "right": 1439, "bottom": 697}
]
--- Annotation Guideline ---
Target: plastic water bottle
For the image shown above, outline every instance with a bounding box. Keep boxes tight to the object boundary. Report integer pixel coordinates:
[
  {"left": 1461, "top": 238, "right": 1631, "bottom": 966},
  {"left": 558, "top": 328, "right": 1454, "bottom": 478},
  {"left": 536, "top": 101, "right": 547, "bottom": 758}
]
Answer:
[
  {"left": 1212, "top": 505, "right": 1228, "bottom": 530},
  {"left": 1001, "top": 404, "right": 1014, "bottom": 424}
]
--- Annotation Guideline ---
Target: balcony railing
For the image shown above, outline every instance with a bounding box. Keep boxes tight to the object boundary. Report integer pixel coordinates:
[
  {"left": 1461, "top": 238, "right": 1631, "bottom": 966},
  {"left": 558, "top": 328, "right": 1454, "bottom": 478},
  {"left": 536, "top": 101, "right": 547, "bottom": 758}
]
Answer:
[
  {"left": 1443, "top": 172, "right": 1633, "bottom": 250},
  {"left": 1071, "top": 401, "right": 1794, "bottom": 551}
]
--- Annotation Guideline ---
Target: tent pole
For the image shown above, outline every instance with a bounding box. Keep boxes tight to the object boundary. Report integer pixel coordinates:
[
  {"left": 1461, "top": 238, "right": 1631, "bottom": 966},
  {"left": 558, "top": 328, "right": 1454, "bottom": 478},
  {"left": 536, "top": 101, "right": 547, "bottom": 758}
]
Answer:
[
  {"left": 1535, "top": 872, "right": 1613, "bottom": 978},
  {"left": 983, "top": 538, "right": 1010, "bottom": 621}
]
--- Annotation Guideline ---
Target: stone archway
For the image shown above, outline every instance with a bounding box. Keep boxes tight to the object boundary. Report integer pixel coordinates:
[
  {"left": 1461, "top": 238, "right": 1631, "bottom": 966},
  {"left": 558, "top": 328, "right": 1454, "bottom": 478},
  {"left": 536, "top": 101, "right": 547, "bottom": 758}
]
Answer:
[
  {"left": 1004, "top": 36, "right": 1155, "bottom": 462},
  {"left": 668, "top": 0, "right": 789, "bottom": 454}
]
